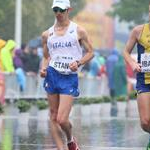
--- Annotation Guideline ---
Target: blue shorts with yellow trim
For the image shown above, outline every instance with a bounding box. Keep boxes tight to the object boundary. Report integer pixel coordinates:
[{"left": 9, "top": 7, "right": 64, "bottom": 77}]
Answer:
[
  {"left": 136, "top": 79, "right": 150, "bottom": 94},
  {"left": 43, "top": 66, "right": 79, "bottom": 97}
]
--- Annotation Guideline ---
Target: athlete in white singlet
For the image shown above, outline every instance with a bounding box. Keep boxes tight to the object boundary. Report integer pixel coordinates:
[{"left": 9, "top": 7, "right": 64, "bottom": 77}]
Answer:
[{"left": 40, "top": 0, "right": 94, "bottom": 150}]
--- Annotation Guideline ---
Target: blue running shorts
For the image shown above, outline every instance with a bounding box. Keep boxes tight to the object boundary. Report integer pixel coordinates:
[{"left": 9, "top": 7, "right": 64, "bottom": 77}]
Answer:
[
  {"left": 43, "top": 66, "right": 79, "bottom": 97},
  {"left": 136, "top": 80, "right": 150, "bottom": 94}
]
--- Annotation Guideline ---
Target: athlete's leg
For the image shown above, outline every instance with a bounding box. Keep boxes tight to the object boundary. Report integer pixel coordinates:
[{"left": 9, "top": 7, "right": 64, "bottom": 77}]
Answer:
[
  {"left": 57, "top": 94, "right": 74, "bottom": 142},
  {"left": 137, "top": 92, "right": 150, "bottom": 133},
  {"left": 48, "top": 94, "right": 65, "bottom": 150}
]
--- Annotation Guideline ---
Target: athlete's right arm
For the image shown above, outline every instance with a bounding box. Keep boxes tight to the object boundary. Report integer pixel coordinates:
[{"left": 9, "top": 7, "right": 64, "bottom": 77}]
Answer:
[
  {"left": 40, "top": 30, "right": 50, "bottom": 78},
  {"left": 123, "top": 26, "right": 142, "bottom": 73}
]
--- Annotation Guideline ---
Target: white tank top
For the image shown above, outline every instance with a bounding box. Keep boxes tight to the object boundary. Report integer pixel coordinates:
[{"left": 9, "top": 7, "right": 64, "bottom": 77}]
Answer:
[{"left": 47, "top": 21, "right": 83, "bottom": 74}]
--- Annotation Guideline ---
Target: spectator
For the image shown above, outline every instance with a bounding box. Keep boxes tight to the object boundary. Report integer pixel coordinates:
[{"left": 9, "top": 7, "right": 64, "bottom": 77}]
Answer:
[
  {"left": 13, "top": 49, "right": 23, "bottom": 69},
  {"left": 21, "top": 46, "right": 40, "bottom": 76},
  {"left": 0, "top": 39, "right": 6, "bottom": 49},
  {"left": 0, "top": 39, "right": 6, "bottom": 71},
  {"left": 88, "top": 52, "right": 101, "bottom": 78},
  {"left": 106, "top": 49, "right": 119, "bottom": 98},
  {"left": 97, "top": 55, "right": 106, "bottom": 77},
  {"left": 1, "top": 40, "right": 16, "bottom": 72},
  {"left": 21, "top": 45, "right": 32, "bottom": 73},
  {"left": 113, "top": 54, "right": 127, "bottom": 97},
  {"left": 106, "top": 49, "right": 119, "bottom": 116},
  {"left": 13, "top": 49, "right": 26, "bottom": 92},
  {"left": 27, "top": 47, "right": 40, "bottom": 76}
]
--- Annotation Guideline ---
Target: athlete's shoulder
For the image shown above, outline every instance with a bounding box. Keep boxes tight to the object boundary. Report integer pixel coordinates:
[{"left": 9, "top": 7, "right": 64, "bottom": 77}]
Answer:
[
  {"left": 77, "top": 25, "right": 88, "bottom": 39},
  {"left": 132, "top": 24, "right": 144, "bottom": 34},
  {"left": 129, "top": 24, "right": 144, "bottom": 39},
  {"left": 70, "top": 21, "right": 85, "bottom": 32},
  {"left": 41, "top": 30, "right": 49, "bottom": 40}
]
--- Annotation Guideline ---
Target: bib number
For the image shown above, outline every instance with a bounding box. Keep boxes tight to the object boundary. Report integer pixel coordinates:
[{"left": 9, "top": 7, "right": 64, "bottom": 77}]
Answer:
[
  {"left": 141, "top": 53, "right": 150, "bottom": 72},
  {"left": 50, "top": 55, "right": 74, "bottom": 73}
]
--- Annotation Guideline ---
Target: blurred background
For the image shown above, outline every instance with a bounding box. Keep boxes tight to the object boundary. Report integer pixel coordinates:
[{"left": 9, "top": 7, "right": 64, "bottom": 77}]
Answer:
[
  {"left": 0, "top": 0, "right": 149, "bottom": 49},
  {"left": 0, "top": 0, "right": 150, "bottom": 150},
  {"left": 0, "top": 0, "right": 149, "bottom": 100}
]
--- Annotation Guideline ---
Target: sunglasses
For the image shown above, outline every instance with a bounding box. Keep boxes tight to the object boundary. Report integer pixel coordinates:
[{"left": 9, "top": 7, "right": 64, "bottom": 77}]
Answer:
[{"left": 53, "top": 7, "right": 67, "bottom": 13}]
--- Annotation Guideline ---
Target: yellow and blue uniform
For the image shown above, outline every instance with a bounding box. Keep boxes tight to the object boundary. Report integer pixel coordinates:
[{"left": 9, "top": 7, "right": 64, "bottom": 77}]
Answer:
[{"left": 136, "top": 23, "right": 150, "bottom": 93}]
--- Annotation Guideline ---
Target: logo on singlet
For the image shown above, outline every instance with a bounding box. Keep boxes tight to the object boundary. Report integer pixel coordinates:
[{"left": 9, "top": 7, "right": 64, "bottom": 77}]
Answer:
[
  {"left": 49, "top": 32, "right": 53, "bottom": 36},
  {"left": 69, "top": 30, "right": 74, "bottom": 34},
  {"left": 53, "top": 41, "right": 72, "bottom": 49}
]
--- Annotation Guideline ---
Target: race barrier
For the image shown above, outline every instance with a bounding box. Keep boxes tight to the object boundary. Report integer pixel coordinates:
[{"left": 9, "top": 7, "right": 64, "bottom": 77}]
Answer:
[{"left": 4, "top": 73, "right": 109, "bottom": 100}]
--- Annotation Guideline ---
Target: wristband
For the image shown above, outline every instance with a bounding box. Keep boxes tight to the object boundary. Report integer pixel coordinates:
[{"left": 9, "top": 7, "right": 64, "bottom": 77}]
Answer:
[{"left": 76, "top": 61, "right": 81, "bottom": 67}]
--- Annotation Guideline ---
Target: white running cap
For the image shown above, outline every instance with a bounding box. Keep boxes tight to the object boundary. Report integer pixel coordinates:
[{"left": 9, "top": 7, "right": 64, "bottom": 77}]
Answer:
[{"left": 52, "top": 0, "right": 71, "bottom": 9}]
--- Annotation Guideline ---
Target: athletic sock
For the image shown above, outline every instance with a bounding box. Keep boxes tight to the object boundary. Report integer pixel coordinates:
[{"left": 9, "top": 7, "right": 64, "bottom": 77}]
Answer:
[{"left": 67, "top": 136, "right": 74, "bottom": 144}]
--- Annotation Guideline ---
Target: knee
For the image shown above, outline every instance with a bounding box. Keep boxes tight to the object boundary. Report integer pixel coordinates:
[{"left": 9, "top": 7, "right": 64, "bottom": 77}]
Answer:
[
  {"left": 56, "top": 115, "right": 67, "bottom": 126},
  {"left": 141, "top": 117, "right": 150, "bottom": 133},
  {"left": 50, "top": 109, "right": 58, "bottom": 122}
]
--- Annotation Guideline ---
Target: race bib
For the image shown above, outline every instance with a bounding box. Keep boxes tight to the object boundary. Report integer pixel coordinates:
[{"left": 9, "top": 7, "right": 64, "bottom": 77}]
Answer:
[
  {"left": 50, "top": 55, "right": 74, "bottom": 73},
  {"left": 141, "top": 53, "right": 150, "bottom": 72}
]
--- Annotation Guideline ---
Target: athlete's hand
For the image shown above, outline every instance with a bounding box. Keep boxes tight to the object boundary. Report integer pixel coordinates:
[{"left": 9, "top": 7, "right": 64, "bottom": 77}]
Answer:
[
  {"left": 69, "top": 61, "right": 78, "bottom": 72},
  {"left": 132, "top": 62, "right": 141, "bottom": 73},
  {"left": 40, "top": 68, "right": 47, "bottom": 78}
]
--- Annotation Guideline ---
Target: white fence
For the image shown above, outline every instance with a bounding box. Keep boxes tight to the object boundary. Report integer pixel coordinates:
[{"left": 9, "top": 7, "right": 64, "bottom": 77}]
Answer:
[{"left": 4, "top": 74, "right": 109, "bottom": 99}]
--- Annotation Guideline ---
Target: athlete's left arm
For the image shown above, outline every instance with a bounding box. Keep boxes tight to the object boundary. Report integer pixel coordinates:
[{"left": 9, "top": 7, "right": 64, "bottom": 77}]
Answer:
[
  {"left": 69, "top": 26, "right": 94, "bottom": 71},
  {"left": 77, "top": 26, "right": 94, "bottom": 65}
]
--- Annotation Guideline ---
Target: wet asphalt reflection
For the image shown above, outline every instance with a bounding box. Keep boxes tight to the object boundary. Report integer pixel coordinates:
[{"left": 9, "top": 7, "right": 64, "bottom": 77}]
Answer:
[{"left": 0, "top": 101, "right": 149, "bottom": 150}]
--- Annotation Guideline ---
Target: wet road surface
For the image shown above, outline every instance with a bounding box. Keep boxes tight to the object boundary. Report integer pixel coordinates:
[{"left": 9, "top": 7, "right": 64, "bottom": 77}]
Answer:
[{"left": 0, "top": 100, "right": 149, "bottom": 150}]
